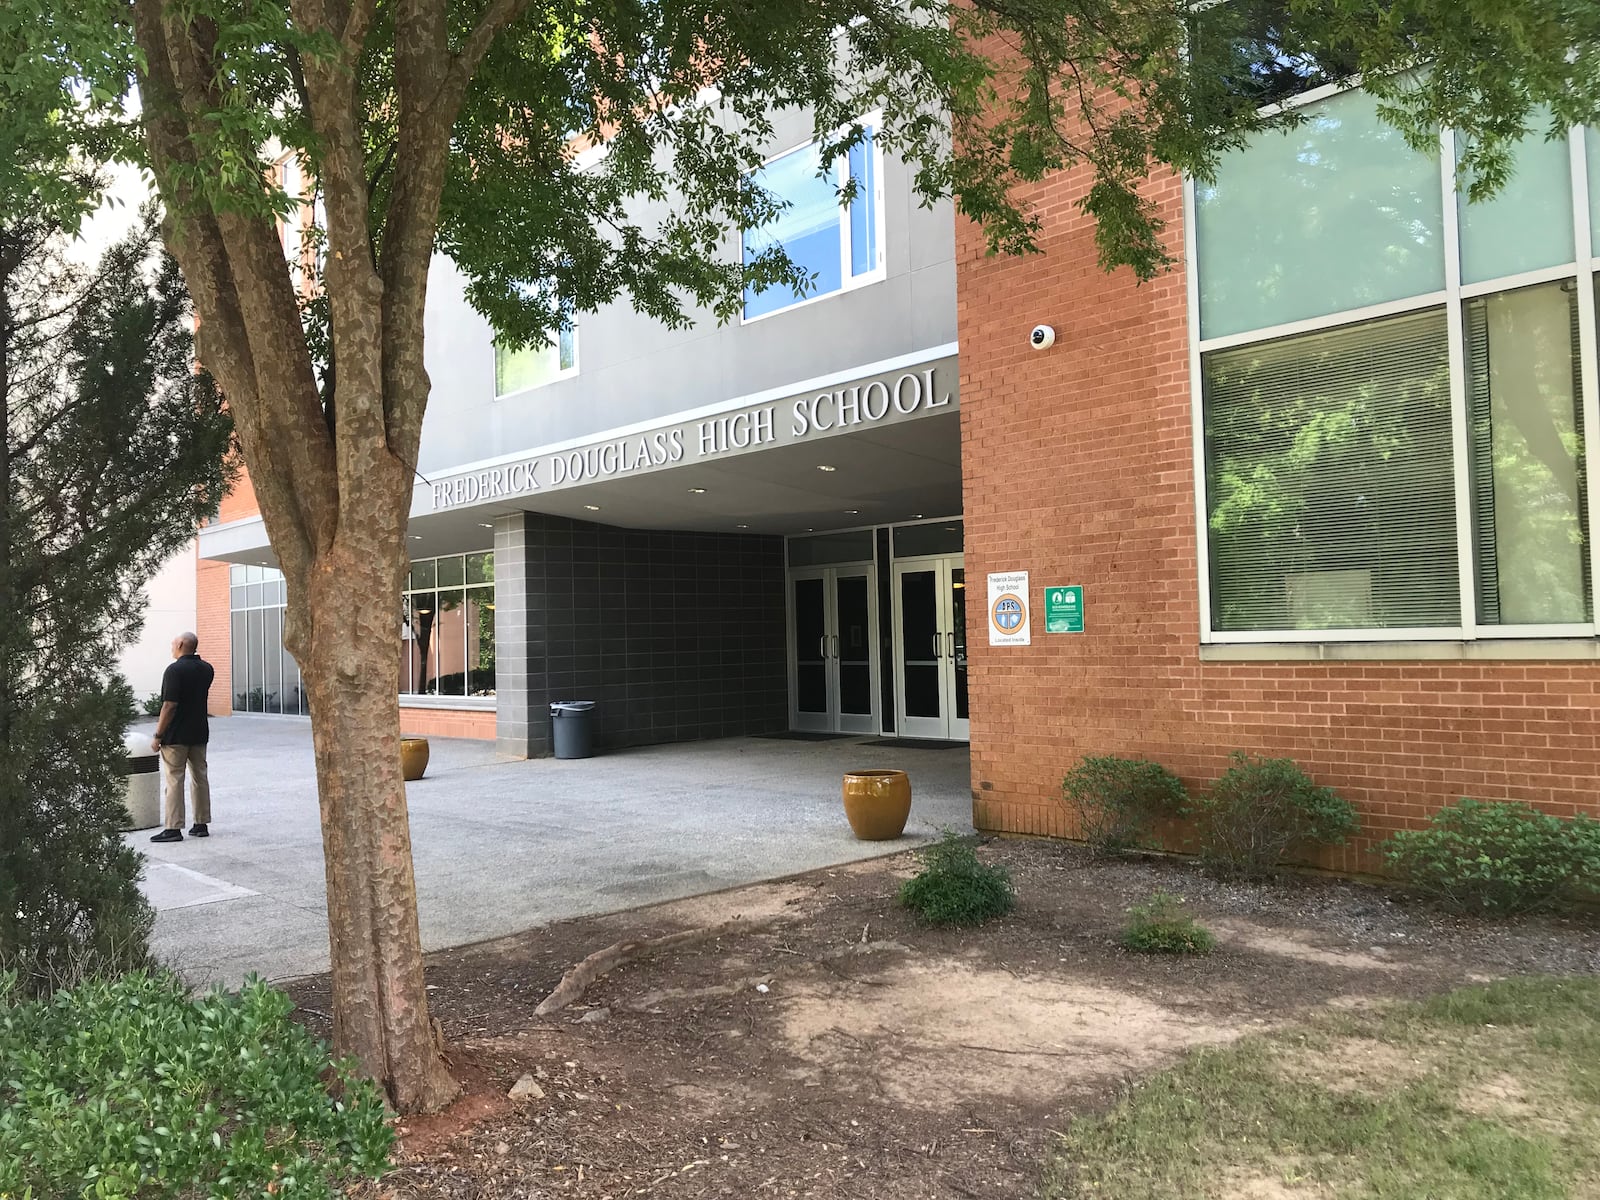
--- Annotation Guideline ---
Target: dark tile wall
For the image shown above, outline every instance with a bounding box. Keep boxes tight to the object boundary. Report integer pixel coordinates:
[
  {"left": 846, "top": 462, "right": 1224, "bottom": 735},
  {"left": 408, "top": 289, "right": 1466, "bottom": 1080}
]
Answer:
[{"left": 497, "top": 512, "right": 788, "bottom": 755}]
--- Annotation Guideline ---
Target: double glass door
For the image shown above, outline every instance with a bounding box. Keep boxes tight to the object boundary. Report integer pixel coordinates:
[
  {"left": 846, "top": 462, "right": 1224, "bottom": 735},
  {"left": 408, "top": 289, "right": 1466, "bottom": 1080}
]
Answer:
[
  {"left": 892, "top": 556, "right": 968, "bottom": 740},
  {"left": 790, "top": 565, "right": 879, "bottom": 734}
]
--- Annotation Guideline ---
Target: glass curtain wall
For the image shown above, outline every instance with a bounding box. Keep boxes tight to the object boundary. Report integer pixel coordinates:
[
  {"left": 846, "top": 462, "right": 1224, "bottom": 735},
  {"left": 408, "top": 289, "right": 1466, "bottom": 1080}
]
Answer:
[
  {"left": 1194, "top": 86, "right": 1598, "bottom": 638},
  {"left": 401, "top": 552, "right": 496, "bottom": 697},
  {"left": 228, "top": 565, "right": 307, "bottom": 714}
]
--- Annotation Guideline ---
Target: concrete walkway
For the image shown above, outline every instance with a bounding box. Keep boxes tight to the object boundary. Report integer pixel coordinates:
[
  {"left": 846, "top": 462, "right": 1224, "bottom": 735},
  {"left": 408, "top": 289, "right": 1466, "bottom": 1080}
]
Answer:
[{"left": 127, "top": 717, "right": 973, "bottom": 987}]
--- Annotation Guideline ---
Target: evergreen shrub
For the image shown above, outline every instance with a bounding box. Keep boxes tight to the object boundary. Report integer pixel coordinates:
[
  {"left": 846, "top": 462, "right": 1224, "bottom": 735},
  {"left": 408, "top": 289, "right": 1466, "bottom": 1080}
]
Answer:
[
  {"left": 0, "top": 971, "right": 392, "bottom": 1199},
  {"left": 1062, "top": 754, "right": 1189, "bottom": 855},
  {"left": 898, "top": 831, "right": 1016, "bottom": 926},
  {"left": 1383, "top": 799, "right": 1600, "bottom": 916},
  {"left": 1196, "top": 752, "right": 1356, "bottom": 878}
]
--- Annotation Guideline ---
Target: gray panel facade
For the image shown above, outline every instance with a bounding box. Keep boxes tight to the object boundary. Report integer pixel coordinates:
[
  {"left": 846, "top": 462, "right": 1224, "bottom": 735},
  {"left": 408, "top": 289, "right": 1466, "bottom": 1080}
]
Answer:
[
  {"left": 495, "top": 511, "right": 786, "bottom": 757},
  {"left": 417, "top": 106, "right": 957, "bottom": 477}
]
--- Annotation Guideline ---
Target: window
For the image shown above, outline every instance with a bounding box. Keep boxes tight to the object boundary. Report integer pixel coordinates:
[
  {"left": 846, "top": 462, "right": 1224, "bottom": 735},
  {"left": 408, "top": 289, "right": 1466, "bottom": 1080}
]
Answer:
[
  {"left": 228, "top": 564, "right": 307, "bottom": 715},
  {"left": 1193, "top": 84, "right": 1600, "bottom": 641},
  {"left": 401, "top": 553, "right": 495, "bottom": 697},
  {"left": 1195, "top": 86, "right": 1445, "bottom": 341},
  {"left": 742, "top": 118, "right": 884, "bottom": 321},
  {"left": 1205, "top": 309, "right": 1459, "bottom": 632},
  {"left": 1466, "top": 281, "right": 1590, "bottom": 625},
  {"left": 494, "top": 326, "right": 576, "bottom": 397}
]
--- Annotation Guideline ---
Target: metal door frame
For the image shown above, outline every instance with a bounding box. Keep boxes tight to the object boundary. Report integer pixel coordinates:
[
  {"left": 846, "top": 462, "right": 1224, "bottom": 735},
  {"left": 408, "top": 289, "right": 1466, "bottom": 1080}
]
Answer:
[
  {"left": 785, "top": 561, "right": 879, "bottom": 733},
  {"left": 890, "top": 553, "right": 968, "bottom": 741}
]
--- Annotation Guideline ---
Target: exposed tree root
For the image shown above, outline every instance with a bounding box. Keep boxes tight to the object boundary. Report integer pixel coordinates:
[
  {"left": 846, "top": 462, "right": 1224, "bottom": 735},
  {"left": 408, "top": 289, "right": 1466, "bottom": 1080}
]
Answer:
[{"left": 535, "top": 920, "right": 772, "bottom": 1016}]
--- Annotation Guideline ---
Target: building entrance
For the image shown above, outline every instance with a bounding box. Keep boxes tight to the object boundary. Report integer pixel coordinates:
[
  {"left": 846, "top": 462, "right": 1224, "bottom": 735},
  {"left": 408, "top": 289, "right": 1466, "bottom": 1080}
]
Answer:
[
  {"left": 788, "top": 565, "right": 880, "bottom": 734},
  {"left": 892, "top": 555, "right": 968, "bottom": 740}
]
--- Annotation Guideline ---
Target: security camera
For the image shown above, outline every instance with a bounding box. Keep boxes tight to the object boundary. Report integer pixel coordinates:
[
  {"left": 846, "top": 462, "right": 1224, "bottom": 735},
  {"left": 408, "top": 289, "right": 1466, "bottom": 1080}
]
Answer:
[{"left": 1029, "top": 324, "right": 1056, "bottom": 351}]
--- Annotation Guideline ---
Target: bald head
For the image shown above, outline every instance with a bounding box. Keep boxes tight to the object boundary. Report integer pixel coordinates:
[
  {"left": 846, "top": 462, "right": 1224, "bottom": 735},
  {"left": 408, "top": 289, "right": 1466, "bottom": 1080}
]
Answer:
[{"left": 172, "top": 632, "right": 199, "bottom": 658}]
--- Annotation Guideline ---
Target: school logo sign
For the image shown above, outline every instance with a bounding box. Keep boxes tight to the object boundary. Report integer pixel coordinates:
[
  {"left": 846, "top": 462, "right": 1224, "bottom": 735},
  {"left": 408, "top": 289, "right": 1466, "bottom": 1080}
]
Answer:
[{"left": 986, "top": 571, "right": 1030, "bottom": 646}]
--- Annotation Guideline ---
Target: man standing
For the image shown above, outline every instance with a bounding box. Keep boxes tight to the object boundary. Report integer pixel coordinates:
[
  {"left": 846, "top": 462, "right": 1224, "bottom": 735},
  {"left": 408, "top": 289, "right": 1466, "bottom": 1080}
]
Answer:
[{"left": 149, "top": 632, "right": 216, "bottom": 843}]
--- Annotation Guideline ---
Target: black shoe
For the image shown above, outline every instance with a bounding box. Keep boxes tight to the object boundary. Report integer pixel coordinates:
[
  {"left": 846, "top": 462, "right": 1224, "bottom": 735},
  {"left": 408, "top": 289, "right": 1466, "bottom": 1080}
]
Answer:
[
  {"left": 150, "top": 829, "right": 183, "bottom": 843},
  {"left": 189, "top": 823, "right": 209, "bottom": 838}
]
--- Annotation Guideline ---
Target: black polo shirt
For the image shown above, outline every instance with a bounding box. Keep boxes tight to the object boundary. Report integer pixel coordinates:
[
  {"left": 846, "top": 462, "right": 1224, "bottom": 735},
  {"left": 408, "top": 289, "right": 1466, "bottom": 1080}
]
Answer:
[{"left": 159, "top": 654, "right": 215, "bottom": 746}]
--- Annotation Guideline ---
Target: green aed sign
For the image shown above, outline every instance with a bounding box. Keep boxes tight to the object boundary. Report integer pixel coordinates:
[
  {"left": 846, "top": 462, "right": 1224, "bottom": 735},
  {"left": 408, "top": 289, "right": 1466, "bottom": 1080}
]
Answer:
[{"left": 1045, "top": 585, "right": 1084, "bottom": 633}]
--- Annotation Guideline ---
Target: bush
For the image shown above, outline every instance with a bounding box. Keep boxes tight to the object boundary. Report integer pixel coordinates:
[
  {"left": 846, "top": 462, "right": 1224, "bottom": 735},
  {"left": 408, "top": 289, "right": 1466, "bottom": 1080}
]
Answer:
[
  {"left": 1121, "top": 891, "right": 1216, "bottom": 955},
  {"left": 142, "top": 691, "right": 165, "bottom": 716},
  {"left": 0, "top": 970, "right": 392, "bottom": 1199},
  {"left": 1195, "top": 752, "right": 1357, "bottom": 878},
  {"left": 1062, "top": 755, "right": 1189, "bottom": 855},
  {"left": 1383, "top": 798, "right": 1600, "bottom": 916},
  {"left": 898, "top": 831, "right": 1016, "bottom": 927}
]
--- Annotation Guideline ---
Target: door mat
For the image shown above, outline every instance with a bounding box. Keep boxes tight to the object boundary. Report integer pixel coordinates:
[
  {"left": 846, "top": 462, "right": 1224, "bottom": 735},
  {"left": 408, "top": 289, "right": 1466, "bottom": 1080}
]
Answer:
[
  {"left": 861, "top": 738, "right": 968, "bottom": 750},
  {"left": 753, "top": 730, "right": 858, "bottom": 741}
]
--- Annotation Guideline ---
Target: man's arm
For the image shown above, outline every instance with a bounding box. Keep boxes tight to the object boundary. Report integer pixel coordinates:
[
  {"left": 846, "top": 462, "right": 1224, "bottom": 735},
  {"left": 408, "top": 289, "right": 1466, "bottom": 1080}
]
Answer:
[{"left": 152, "top": 663, "right": 180, "bottom": 752}]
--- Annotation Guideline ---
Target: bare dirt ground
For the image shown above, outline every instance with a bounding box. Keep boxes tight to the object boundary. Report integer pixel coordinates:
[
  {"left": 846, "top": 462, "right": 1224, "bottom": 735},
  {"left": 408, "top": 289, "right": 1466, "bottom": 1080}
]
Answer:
[{"left": 287, "top": 839, "right": 1600, "bottom": 1200}]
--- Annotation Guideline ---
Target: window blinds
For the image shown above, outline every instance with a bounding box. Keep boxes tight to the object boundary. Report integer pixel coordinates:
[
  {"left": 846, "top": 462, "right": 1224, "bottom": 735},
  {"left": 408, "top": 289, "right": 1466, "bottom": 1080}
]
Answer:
[{"left": 1204, "top": 308, "right": 1459, "bottom": 631}]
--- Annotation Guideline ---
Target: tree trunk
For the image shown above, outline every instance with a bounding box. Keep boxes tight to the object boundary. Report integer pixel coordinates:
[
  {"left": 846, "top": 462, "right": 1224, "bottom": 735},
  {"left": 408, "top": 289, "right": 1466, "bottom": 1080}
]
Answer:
[{"left": 298, "top": 543, "right": 458, "bottom": 1114}]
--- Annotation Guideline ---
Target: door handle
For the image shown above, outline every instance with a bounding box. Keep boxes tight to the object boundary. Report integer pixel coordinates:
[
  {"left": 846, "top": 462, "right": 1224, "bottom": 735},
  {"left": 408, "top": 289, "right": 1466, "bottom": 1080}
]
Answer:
[
  {"left": 831, "top": 634, "right": 840, "bottom": 659},
  {"left": 931, "top": 633, "right": 941, "bottom": 659},
  {"left": 946, "top": 632, "right": 956, "bottom": 659},
  {"left": 819, "top": 635, "right": 827, "bottom": 660}
]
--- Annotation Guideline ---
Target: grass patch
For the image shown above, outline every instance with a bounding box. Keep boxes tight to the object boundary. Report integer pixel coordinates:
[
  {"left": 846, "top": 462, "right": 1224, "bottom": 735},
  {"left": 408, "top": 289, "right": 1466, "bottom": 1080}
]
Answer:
[
  {"left": 1042, "top": 976, "right": 1600, "bottom": 1200},
  {"left": 1120, "top": 892, "right": 1215, "bottom": 955}
]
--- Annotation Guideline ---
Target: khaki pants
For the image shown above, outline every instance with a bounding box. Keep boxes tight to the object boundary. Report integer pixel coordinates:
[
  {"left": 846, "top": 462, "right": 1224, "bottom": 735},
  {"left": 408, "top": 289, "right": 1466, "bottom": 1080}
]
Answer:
[{"left": 160, "top": 743, "right": 211, "bottom": 830}]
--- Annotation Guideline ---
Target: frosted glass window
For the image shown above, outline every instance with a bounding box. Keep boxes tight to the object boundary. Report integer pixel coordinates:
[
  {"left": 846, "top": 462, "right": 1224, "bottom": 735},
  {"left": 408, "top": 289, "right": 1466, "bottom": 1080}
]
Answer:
[
  {"left": 1589, "top": 127, "right": 1600, "bottom": 257},
  {"left": 494, "top": 326, "right": 576, "bottom": 397},
  {"left": 1204, "top": 308, "right": 1459, "bottom": 631},
  {"left": 1196, "top": 87, "right": 1445, "bottom": 340},
  {"left": 1465, "top": 281, "right": 1590, "bottom": 624},
  {"left": 1457, "top": 121, "right": 1574, "bottom": 285}
]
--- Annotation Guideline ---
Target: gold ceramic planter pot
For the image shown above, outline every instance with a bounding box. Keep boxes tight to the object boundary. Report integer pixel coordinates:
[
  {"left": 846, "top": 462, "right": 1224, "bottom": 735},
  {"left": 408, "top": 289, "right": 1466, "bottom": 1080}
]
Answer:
[
  {"left": 400, "top": 736, "right": 430, "bottom": 782},
  {"left": 841, "top": 768, "right": 912, "bottom": 840}
]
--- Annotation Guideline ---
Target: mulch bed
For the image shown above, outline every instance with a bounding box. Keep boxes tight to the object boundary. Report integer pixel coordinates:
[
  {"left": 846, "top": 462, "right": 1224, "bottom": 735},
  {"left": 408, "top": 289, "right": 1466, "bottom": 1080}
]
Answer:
[{"left": 286, "top": 838, "right": 1599, "bottom": 1199}]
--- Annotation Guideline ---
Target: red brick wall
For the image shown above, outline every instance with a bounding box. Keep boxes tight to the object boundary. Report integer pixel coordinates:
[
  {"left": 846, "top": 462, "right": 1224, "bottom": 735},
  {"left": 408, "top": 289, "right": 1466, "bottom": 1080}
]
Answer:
[
  {"left": 956, "top": 164, "right": 1600, "bottom": 871},
  {"left": 399, "top": 707, "right": 497, "bottom": 741},
  {"left": 198, "top": 558, "right": 233, "bottom": 717}
]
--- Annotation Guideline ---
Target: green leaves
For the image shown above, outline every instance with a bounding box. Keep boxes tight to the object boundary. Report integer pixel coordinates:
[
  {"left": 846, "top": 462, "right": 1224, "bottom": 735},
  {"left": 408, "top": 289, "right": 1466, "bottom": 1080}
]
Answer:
[
  {"left": 0, "top": 972, "right": 392, "bottom": 1199},
  {"left": 1063, "top": 754, "right": 1191, "bottom": 856},
  {"left": 1196, "top": 752, "right": 1358, "bottom": 877},
  {"left": 1383, "top": 798, "right": 1600, "bottom": 915},
  {"left": 898, "top": 831, "right": 1017, "bottom": 927}
]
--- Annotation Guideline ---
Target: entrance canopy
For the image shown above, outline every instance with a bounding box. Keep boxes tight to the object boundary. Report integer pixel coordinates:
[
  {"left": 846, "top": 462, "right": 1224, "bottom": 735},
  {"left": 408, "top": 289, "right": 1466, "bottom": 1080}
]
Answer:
[{"left": 199, "top": 350, "right": 962, "bottom": 566}]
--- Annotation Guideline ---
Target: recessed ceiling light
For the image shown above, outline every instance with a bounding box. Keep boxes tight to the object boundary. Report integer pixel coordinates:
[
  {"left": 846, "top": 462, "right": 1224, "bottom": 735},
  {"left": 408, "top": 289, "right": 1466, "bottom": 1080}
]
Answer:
[
  {"left": 735, "top": 524, "right": 749, "bottom": 529},
  {"left": 844, "top": 509, "right": 860, "bottom": 515},
  {"left": 477, "top": 522, "right": 494, "bottom": 529},
  {"left": 408, "top": 534, "right": 423, "bottom": 540},
  {"left": 806, "top": 527, "right": 814, "bottom": 532},
  {"left": 909, "top": 514, "right": 923, "bottom": 519},
  {"left": 687, "top": 487, "right": 707, "bottom": 494},
  {"left": 816, "top": 464, "right": 837, "bottom": 472},
  {"left": 583, "top": 504, "right": 601, "bottom": 511}
]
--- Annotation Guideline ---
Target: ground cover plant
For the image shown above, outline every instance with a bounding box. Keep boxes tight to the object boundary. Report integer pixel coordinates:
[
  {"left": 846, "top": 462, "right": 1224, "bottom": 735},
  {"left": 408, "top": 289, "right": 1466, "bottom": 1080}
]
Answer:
[
  {"left": 1196, "top": 753, "right": 1357, "bottom": 878},
  {"left": 1043, "top": 975, "right": 1600, "bottom": 1200},
  {"left": 898, "top": 831, "right": 1016, "bottom": 926},
  {"left": 1062, "top": 755, "right": 1189, "bottom": 856},
  {"left": 0, "top": 971, "right": 392, "bottom": 1199},
  {"left": 1120, "top": 891, "right": 1215, "bottom": 955},
  {"left": 1384, "top": 798, "right": 1600, "bottom": 916}
]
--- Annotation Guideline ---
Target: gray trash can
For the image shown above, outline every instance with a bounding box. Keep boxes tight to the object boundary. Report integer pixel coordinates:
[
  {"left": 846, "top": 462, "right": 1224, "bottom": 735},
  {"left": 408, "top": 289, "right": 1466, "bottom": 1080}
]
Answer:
[{"left": 551, "top": 700, "right": 596, "bottom": 760}]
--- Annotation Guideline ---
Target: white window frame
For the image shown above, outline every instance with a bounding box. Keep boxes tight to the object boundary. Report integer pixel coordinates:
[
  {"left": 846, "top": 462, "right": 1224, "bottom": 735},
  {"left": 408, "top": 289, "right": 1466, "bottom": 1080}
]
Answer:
[
  {"left": 740, "top": 111, "right": 888, "bottom": 325},
  {"left": 1185, "top": 86, "right": 1600, "bottom": 646}
]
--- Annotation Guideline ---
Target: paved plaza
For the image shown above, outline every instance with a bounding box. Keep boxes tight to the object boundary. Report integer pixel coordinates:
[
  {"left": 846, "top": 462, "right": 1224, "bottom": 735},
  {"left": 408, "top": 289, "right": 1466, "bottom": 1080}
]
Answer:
[{"left": 127, "top": 717, "right": 973, "bottom": 987}]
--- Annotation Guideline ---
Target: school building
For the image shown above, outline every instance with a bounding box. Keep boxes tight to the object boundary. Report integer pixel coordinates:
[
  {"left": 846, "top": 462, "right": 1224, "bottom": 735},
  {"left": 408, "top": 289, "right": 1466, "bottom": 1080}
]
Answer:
[{"left": 196, "top": 83, "right": 1600, "bottom": 867}]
